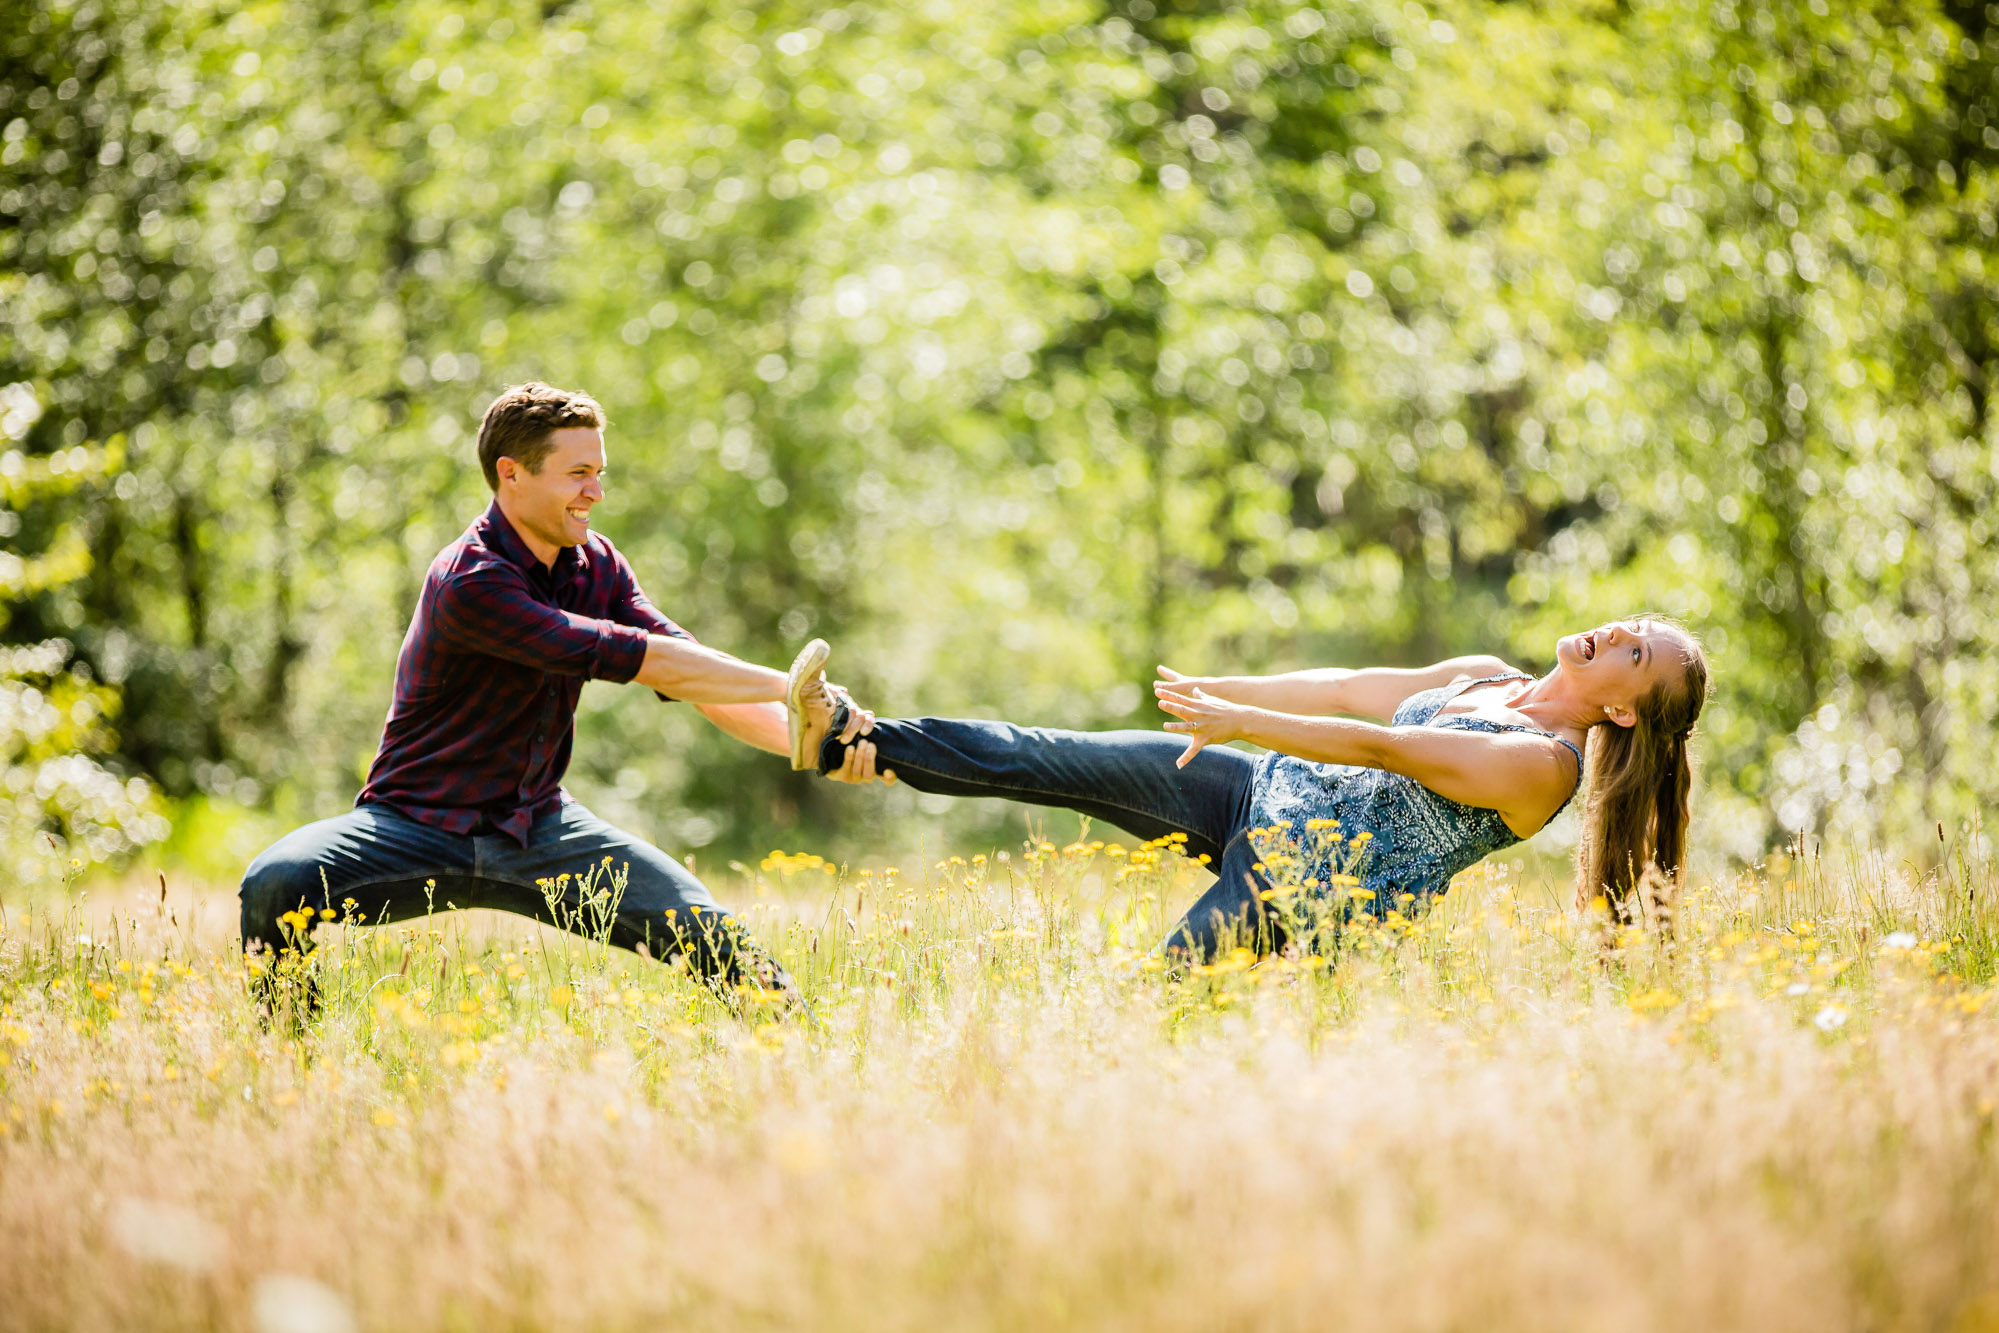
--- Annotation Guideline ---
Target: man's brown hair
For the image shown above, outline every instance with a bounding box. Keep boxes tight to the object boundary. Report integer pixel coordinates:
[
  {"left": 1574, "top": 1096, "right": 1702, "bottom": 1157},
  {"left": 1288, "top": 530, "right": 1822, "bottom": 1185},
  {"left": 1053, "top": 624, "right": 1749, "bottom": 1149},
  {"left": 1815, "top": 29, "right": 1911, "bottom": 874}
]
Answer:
[{"left": 475, "top": 382, "right": 607, "bottom": 490}]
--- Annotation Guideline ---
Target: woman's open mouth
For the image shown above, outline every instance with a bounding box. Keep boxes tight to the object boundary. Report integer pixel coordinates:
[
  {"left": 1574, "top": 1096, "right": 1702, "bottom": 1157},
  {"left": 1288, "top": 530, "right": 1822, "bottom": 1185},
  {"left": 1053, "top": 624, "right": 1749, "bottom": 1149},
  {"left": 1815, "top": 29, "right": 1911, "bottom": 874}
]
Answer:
[{"left": 1581, "top": 632, "right": 1596, "bottom": 661}]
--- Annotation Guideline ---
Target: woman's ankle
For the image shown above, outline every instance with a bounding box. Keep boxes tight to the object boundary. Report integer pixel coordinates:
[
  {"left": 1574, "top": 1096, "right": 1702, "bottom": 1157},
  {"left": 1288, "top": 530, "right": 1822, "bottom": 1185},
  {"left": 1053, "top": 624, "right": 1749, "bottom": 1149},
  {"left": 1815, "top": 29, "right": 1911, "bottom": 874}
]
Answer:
[{"left": 814, "top": 700, "right": 852, "bottom": 774}]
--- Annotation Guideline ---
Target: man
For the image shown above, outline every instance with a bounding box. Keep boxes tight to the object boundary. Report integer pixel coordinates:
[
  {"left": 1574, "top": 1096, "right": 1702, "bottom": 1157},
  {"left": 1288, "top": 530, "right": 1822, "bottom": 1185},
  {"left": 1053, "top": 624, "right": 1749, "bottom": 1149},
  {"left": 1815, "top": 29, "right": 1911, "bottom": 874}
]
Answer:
[{"left": 239, "top": 382, "right": 859, "bottom": 1005}]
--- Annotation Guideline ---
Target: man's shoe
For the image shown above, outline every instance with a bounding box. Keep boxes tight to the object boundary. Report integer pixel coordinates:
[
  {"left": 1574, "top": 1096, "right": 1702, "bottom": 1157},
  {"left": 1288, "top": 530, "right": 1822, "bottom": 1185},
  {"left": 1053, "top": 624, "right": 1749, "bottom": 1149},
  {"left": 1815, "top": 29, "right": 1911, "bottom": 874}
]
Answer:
[
  {"left": 250, "top": 950, "right": 323, "bottom": 1034},
  {"left": 747, "top": 951, "right": 819, "bottom": 1024},
  {"left": 786, "top": 638, "right": 832, "bottom": 770}
]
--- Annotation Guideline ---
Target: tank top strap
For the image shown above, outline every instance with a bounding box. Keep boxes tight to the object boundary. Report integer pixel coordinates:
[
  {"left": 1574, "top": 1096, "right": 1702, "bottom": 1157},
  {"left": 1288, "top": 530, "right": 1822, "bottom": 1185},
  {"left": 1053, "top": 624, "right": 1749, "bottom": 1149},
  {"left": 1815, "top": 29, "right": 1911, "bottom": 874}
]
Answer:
[
  {"left": 1448, "top": 670, "right": 1536, "bottom": 698},
  {"left": 1402, "top": 671, "right": 1536, "bottom": 726},
  {"left": 1539, "top": 728, "right": 1585, "bottom": 819}
]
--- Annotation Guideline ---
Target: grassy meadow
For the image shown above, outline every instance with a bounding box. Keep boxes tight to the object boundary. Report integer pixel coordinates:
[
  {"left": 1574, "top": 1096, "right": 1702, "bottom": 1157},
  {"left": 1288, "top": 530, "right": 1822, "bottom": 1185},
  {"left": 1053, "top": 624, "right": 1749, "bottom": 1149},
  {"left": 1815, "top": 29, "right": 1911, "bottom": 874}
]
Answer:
[{"left": 3, "top": 834, "right": 1999, "bottom": 1332}]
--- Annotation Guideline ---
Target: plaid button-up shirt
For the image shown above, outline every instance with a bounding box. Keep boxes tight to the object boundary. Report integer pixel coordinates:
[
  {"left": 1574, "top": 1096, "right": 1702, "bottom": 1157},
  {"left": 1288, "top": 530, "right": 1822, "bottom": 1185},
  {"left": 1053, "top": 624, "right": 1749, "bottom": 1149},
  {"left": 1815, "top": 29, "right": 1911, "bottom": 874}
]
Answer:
[{"left": 357, "top": 501, "right": 693, "bottom": 845}]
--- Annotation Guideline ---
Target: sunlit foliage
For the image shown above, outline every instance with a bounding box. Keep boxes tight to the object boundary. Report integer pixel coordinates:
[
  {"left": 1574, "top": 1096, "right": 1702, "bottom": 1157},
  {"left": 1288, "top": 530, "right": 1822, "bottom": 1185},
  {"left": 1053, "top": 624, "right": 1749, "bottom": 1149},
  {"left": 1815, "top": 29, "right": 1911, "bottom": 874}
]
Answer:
[{"left": 5, "top": 0, "right": 1999, "bottom": 868}]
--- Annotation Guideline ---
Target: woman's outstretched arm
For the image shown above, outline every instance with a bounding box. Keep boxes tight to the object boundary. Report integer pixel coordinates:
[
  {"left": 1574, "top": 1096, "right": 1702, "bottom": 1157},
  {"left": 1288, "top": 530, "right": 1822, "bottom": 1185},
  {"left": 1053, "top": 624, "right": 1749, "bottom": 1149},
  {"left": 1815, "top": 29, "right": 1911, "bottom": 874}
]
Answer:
[
  {"left": 1154, "top": 684, "right": 1575, "bottom": 831},
  {"left": 1156, "top": 655, "right": 1514, "bottom": 722}
]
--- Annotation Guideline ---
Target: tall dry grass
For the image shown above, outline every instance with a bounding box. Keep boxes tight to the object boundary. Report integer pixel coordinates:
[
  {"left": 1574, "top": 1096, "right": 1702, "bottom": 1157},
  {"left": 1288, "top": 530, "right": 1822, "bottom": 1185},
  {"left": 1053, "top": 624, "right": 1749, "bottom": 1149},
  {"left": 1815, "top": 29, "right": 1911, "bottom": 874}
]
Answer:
[{"left": 3, "top": 834, "right": 1998, "bottom": 1332}]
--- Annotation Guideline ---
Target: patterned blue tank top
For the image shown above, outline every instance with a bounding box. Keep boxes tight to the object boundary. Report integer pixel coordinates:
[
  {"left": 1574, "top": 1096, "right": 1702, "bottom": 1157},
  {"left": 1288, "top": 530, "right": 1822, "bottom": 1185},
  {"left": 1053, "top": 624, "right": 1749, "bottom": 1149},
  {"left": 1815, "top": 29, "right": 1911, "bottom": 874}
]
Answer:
[{"left": 1244, "top": 673, "right": 1583, "bottom": 911}]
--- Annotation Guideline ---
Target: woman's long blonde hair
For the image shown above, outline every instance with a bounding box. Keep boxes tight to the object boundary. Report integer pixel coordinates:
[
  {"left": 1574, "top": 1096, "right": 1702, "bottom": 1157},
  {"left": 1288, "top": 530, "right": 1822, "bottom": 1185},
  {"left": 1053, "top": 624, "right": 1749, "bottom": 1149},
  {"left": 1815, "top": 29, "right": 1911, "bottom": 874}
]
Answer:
[{"left": 1573, "top": 617, "right": 1709, "bottom": 928}]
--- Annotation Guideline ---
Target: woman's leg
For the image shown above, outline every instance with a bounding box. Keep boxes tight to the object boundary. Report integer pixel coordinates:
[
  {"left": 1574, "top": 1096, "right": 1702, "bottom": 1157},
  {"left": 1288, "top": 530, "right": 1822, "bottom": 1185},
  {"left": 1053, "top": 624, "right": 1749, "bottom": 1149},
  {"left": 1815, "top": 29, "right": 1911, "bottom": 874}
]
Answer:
[
  {"left": 819, "top": 719, "right": 1254, "bottom": 865},
  {"left": 1160, "top": 831, "right": 1282, "bottom": 961}
]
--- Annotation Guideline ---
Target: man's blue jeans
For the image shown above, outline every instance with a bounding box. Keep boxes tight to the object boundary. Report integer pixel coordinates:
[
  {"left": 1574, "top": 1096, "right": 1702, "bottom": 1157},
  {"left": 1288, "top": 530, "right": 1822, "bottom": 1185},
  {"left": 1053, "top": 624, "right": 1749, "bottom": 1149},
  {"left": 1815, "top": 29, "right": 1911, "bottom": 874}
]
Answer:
[
  {"left": 819, "top": 719, "right": 1280, "bottom": 960},
  {"left": 239, "top": 801, "right": 771, "bottom": 983}
]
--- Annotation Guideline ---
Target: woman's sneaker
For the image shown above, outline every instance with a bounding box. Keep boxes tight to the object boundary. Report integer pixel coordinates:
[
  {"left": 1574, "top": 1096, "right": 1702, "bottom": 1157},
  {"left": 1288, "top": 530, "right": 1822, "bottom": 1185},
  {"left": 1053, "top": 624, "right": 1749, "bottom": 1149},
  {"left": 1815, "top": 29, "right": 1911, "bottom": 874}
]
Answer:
[{"left": 786, "top": 638, "right": 832, "bottom": 770}]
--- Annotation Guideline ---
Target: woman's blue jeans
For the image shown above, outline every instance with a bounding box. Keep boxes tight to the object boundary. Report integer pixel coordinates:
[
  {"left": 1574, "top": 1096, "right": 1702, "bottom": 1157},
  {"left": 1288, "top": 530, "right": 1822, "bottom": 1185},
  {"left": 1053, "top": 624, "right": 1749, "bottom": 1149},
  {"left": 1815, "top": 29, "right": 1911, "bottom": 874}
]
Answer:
[{"left": 820, "top": 719, "right": 1280, "bottom": 960}]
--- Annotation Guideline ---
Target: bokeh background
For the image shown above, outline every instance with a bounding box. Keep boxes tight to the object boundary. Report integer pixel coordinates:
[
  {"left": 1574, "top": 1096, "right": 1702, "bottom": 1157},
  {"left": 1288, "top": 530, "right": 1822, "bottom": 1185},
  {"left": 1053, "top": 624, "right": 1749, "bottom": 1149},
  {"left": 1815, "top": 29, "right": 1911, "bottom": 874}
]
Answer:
[{"left": 5, "top": 0, "right": 1997, "bottom": 887}]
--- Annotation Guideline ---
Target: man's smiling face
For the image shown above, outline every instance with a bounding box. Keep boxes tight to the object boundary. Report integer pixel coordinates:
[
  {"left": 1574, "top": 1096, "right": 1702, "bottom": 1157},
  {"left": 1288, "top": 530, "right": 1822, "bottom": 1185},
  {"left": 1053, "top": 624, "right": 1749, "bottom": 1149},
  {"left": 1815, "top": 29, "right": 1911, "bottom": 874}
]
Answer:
[{"left": 496, "top": 426, "right": 606, "bottom": 562}]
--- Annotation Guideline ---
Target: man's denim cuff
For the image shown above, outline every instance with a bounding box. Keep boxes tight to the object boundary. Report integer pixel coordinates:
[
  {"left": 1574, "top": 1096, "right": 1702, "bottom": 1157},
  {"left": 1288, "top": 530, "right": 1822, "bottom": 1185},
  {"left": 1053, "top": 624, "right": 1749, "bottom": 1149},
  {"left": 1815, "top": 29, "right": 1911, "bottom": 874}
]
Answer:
[{"left": 816, "top": 699, "right": 852, "bottom": 775}]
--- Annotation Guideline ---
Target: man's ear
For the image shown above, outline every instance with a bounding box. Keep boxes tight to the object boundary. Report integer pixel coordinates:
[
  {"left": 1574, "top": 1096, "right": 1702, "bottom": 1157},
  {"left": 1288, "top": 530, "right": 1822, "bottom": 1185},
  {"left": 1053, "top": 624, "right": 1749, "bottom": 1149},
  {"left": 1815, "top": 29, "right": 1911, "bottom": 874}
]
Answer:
[{"left": 495, "top": 456, "right": 518, "bottom": 486}]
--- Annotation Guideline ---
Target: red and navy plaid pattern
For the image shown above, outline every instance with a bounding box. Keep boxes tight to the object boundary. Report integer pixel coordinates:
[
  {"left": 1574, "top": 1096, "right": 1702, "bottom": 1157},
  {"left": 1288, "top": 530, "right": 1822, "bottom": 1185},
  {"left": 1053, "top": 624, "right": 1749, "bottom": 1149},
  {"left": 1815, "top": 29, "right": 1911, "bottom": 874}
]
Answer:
[{"left": 358, "top": 501, "right": 693, "bottom": 845}]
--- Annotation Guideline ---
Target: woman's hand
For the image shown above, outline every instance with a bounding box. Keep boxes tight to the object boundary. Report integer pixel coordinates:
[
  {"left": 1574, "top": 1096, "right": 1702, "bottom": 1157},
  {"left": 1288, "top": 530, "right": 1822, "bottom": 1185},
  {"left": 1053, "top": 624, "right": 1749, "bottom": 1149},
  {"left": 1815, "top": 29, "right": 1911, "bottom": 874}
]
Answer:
[
  {"left": 1155, "top": 664, "right": 1226, "bottom": 695},
  {"left": 1153, "top": 682, "right": 1254, "bottom": 768}
]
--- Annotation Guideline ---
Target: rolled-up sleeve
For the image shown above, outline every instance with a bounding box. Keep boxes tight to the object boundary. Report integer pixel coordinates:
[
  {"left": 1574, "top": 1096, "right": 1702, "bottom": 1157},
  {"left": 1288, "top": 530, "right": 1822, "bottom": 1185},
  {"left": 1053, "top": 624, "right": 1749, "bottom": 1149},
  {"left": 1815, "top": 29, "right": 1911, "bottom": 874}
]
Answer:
[
  {"left": 603, "top": 548, "right": 695, "bottom": 700},
  {"left": 432, "top": 568, "right": 651, "bottom": 682},
  {"left": 605, "top": 547, "right": 695, "bottom": 643}
]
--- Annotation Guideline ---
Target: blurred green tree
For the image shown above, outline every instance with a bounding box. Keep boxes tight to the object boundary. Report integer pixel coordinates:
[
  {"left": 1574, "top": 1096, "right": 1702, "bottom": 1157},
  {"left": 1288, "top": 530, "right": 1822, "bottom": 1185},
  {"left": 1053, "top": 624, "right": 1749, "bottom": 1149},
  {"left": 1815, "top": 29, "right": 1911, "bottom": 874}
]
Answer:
[{"left": 8, "top": 0, "right": 1999, "bottom": 877}]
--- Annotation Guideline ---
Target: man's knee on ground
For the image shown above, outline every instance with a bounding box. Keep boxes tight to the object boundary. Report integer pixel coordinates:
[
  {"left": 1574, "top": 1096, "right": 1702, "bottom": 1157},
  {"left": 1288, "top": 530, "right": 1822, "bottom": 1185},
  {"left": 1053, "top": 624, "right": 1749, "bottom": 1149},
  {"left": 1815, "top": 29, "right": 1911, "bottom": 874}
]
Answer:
[{"left": 238, "top": 850, "right": 326, "bottom": 954}]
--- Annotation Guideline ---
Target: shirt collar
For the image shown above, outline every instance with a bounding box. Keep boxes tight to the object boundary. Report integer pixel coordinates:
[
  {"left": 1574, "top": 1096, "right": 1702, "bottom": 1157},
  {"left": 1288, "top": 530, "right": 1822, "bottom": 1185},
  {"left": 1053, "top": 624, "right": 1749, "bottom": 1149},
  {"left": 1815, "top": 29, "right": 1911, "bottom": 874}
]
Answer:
[{"left": 478, "top": 500, "right": 584, "bottom": 581}]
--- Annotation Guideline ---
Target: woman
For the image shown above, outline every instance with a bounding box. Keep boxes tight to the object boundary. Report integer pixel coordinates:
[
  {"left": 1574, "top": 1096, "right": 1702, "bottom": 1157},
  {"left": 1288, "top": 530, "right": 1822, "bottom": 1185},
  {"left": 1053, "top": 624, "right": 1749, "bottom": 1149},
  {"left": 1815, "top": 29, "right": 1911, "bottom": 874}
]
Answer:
[{"left": 789, "top": 618, "right": 1709, "bottom": 959}]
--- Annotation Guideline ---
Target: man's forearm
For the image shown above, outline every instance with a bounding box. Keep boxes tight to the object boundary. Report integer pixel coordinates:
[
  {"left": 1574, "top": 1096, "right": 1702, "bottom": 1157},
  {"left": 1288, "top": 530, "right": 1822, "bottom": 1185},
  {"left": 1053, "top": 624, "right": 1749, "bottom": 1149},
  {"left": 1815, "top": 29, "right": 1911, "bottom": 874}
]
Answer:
[
  {"left": 635, "top": 636, "right": 787, "bottom": 704},
  {"left": 696, "top": 702, "right": 789, "bottom": 756}
]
